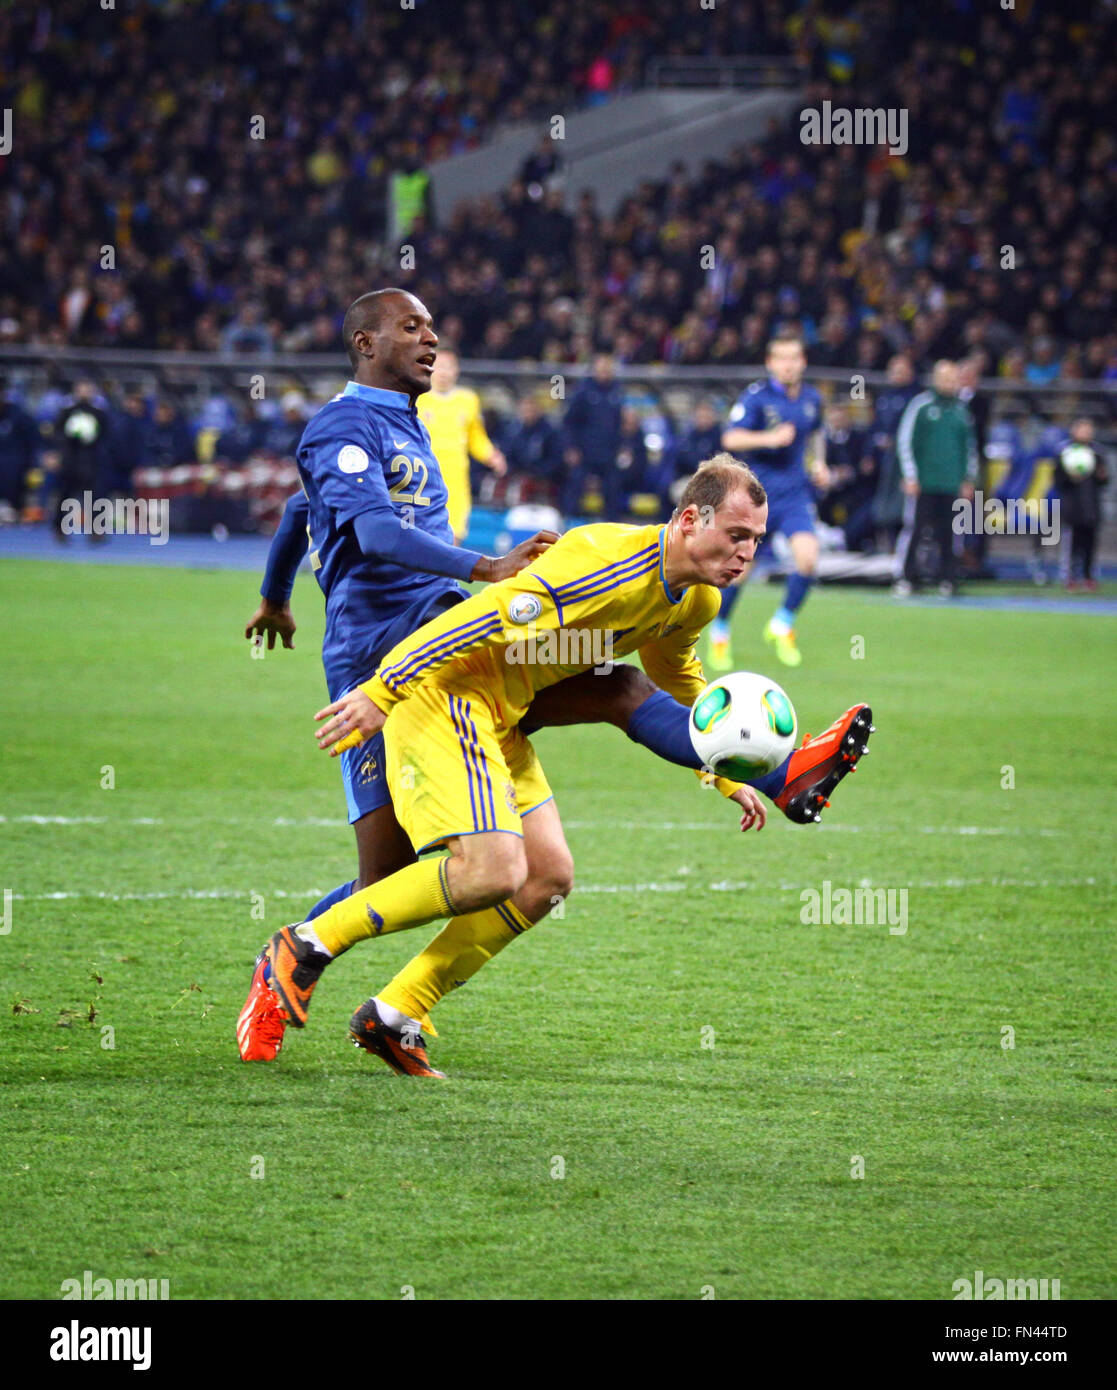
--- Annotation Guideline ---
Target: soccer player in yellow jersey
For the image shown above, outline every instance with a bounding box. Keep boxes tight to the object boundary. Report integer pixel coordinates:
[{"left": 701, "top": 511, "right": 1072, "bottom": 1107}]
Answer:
[
  {"left": 261, "top": 455, "right": 872, "bottom": 1077},
  {"left": 417, "top": 347, "right": 506, "bottom": 541}
]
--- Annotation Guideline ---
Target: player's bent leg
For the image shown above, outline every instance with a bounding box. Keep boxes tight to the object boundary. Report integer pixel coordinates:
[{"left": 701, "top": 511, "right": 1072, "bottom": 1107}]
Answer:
[
  {"left": 353, "top": 802, "right": 416, "bottom": 889},
  {"left": 236, "top": 780, "right": 416, "bottom": 1061},
  {"left": 441, "top": 830, "right": 529, "bottom": 914},
  {"left": 516, "top": 798, "right": 575, "bottom": 919},
  {"left": 352, "top": 804, "right": 571, "bottom": 1078},
  {"left": 522, "top": 663, "right": 653, "bottom": 732},
  {"left": 524, "top": 665, "right": 702, "bottom": 771}
]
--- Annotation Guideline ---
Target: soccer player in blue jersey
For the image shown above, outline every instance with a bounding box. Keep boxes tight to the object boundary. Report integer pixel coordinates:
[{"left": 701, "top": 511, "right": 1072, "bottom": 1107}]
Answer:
[
  {"left": 708, "top": 332, "right": 830, "bottom": 670},
  {"left": 237, "top": 294, "right": 871, "bottom": 1063}
]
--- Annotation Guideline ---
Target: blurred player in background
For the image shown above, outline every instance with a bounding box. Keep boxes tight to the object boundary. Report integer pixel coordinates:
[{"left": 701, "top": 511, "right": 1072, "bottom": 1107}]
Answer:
[
  {"left": 1055, "top": 417, "right": 1108, "bottom": 591},
  {"left": 711, "top": 333, "right": 829, "bottom": 669},
  {"left": 893, "top": 359, "right": 978, "bottom": 599},
  {"left": 417, "top": 347, "right": 505, "bottom": 542}
]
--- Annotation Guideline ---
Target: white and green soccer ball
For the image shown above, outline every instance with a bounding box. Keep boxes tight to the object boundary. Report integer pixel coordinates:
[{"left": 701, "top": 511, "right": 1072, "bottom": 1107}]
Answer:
[
  {"left": 690, "top": 671, "right": 798, "bottom": 780},
  {"left": 1060, "top": 444, "right": 1096, "bottom": 479},
  {"left": 64, "top": 409, "right": 100, "bottom": 444}
]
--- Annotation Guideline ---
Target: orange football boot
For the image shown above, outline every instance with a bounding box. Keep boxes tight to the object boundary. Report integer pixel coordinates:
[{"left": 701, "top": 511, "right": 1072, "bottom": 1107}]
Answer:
[
  {"left": 348, "top": 999, "right": 447, "bottom": 1078},
  {"left": 774, "top": 703, "right": 874, "bottom": 823},
  {"left": 264, "top": 923, "right": 329, "bottom": 1028},
  {"left": 236, "top": 954, "right": 288, "bottom": 1061}
]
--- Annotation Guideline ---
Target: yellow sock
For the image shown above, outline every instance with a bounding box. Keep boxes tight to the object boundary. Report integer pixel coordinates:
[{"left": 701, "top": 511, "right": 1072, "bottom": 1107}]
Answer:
[
  {"left": 313, "top": 857, "right": 453, "bottom": 958},
  {"left": 378, "top": 900, "right": 534, "bottom": 1021}
]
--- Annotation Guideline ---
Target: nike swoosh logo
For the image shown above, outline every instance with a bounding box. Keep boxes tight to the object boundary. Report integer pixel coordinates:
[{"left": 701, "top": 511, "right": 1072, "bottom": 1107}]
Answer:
[{"left": 393, "top": 440, "right": 409, "bottom": 449}]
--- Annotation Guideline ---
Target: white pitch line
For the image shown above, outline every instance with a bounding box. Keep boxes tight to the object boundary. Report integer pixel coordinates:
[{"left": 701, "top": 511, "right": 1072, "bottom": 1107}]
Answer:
[
  {"left": 11, "top": 876, "right": 1108, "bottom": 903},
  {"left": 0, "top": 814, "right": 1068, "bottom": 837}
]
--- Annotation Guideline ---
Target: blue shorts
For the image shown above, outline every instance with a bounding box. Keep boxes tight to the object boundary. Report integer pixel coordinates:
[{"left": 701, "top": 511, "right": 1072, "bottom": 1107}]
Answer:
[
  {"left": 331, "top": 587, "right": 470, "bottom": 825},
  {"left": 757, "top": 478, "right": 817, "bottom": 540},
  {"left": 340, "top": 731, "right": 391, "bottom": 823}
]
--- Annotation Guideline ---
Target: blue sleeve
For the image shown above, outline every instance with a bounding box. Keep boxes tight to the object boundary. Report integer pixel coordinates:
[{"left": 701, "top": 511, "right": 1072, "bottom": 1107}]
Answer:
[
  {"left": 351, "top": 510, "right": 480, "bottom": 583},
  {"left": 260, "top": 491, "right": 310, "bottom": 604}
]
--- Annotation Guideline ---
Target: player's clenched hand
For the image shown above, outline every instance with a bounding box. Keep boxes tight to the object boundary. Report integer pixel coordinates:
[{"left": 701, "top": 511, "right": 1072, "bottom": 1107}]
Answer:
[
  {"left": 473, "top": 530, "right": 559, "bottom": 584},
  {"left": 245, "top": 599, "right": 296, "bottom": 650},
  {"left": 315, "top": 689, "right": 386, "bottom": 756},
  {"left": 767, "top": 422, "right": 796, "bottom": 448},
  {"left": 729, "top": 785, "right": 767, "bottom": 832}
]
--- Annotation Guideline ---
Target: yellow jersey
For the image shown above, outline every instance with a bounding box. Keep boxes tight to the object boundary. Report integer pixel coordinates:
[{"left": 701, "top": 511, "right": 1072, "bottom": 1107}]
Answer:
[{"left": 362, "top": 522, "right": 736, "bottom": 793}]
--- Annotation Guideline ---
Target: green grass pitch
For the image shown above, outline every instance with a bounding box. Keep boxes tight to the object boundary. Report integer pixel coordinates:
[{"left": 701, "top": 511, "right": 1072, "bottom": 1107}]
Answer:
[{"left": 2, "top": 557, "right": 1114, "bottom": 1300}]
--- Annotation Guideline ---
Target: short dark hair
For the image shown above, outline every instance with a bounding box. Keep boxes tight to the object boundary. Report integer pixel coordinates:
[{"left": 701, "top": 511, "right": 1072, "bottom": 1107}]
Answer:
[
  {"left": 342, "top": 288, "right": 411, "bottom": 370},
  {"left": 677, "top": 452, "right": 766, "bottom": 514},
  {"left": 766, "top": 330, "right": 806, "bottom": 355}
]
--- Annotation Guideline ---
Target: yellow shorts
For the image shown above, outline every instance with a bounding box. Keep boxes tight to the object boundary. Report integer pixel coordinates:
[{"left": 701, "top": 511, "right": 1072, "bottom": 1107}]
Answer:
[{"left": 383, "top": 681, "right": 552, "bottom": 854}]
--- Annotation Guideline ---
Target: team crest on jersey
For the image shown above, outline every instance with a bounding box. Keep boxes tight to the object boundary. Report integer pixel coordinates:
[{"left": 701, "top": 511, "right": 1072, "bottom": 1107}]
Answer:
[
  {"left": 356, "top": 751, "right": 381, "bottom": 785},
  {"left": 338, "top": 444, "right": 369, "bottom": 473},
  {"left": 508, "top": 593, "right": 543, "bottom": 624}
]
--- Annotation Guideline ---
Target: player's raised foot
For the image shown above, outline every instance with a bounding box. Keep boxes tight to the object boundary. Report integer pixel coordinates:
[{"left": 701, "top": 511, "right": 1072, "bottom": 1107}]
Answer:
[
  {"left": 774, "top": 703, "right": 874, "bottom": 824},
  {"left": 348, "top": 999, "right": 447, "bottom": 1078},
  {"left": 263, "top": 923, "right": 329, "bottom": 1029},
  {"left": 236, "top": 953, "right": 288, "bottom": 1061},
  {"left": 763, "top": 618, "right": 803, "bottom": 667},
  {"left": 707, "top": 622, "right": 733, "bottom": 673}
]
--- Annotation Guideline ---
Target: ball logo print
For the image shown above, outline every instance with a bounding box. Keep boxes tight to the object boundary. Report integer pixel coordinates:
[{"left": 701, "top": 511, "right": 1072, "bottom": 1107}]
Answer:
[
  {"left": 337, "top": 444, "right": 369, "bottom": 473},
  {"left": 508, "top": 593, "right": 543, "bottom": 625}
]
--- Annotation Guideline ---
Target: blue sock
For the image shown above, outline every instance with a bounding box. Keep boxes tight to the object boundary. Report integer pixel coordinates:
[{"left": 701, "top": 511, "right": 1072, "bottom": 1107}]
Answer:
[
  {"left": 746, "top": 751, "right": 793, "bottom": 800},
  {"left": 718, "top": 584, "right": 743, "bottom": 621},
  {"left": 626, "top": 691, "right": 796, "bottom": 797},
  {"left": 304, "top": 878, "right": 356, "bottom": 921},
  {"left": 626, "top": 689, "right": 703, "bottom": 769},
  {"left": 784, "top": 571, "right": 812, "bottom": 616}
]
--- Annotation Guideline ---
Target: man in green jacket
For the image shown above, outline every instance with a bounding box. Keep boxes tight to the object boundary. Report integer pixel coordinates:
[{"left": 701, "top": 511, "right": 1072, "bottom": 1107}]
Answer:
[{"left": 893, "top": 359, "right": 978, "bottom": 597}]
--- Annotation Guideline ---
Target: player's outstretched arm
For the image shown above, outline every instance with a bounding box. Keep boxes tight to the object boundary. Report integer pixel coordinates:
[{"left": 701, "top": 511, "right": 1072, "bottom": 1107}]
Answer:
[
  {"left": 245, "top": 491, "right": 310, "bottom": 649},
  {"left": 245, "top": 597, "right": 297, "bottom": 650},
  {"left": 727, "top": 785, "right": 766, "bottom": 832},
  {"left": 722, "top": 422, "right": 795, "bottom": 452},
  {"left": 350, "top": 509, "right": 554, "bottom": 584},
  {"left": 475, "top": 530, "right": 557, "bottom": 582}
]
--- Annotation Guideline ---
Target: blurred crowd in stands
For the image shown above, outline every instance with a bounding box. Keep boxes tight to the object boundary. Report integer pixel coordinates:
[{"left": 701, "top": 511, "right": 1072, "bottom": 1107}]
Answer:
[
  {"left": 1, "top": 352, "right": 1106, "bottom": 588},
  {"left": 3, "top": 1, "right": 1114, "bottom": 385}
]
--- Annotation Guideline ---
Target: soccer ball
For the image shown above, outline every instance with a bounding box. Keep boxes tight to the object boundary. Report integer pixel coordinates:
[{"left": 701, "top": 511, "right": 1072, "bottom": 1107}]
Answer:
[
  {"left": 1060, "top": 444, "right": 1095, "bottom": 479},
  {"left": 690, "top": 671, "right": 798, "bottom": 779}
]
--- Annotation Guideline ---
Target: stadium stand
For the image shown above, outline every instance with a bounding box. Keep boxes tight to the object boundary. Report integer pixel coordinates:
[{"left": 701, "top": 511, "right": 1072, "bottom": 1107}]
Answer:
[{"left": 0, "top": 0, "right": 1112, "bottom": 572}]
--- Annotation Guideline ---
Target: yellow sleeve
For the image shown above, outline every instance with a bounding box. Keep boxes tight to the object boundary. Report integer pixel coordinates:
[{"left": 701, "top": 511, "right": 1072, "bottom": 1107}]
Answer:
[
  {"left": 638, "top": 585, "right": 742, "bottom": 799},
  {"left": 465, "top": 390, "right": 494, "bottom": 464},
  {"left": 636, "top": 584, "right": 718, "bottom": 708},
  {"left": 362, "top": 527, "right": 644, "bottom": 710}
]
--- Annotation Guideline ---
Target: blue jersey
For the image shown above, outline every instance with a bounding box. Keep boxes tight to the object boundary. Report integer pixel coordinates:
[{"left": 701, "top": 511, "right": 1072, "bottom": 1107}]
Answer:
[
  {"left": 727, "top": 378, "right": 823, "bottom": 486},
  {"left": 296, "top": 381, "right": 468, "bottom": 698}
]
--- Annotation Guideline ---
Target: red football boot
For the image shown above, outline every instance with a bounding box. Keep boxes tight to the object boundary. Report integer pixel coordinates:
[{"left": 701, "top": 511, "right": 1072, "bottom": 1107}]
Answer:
[
  {"left": 774, "top": 703, "right": 874, "bottom": 824},
  {"left": 236, "top": 954, "right": 288, "bottom": 1061}
]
